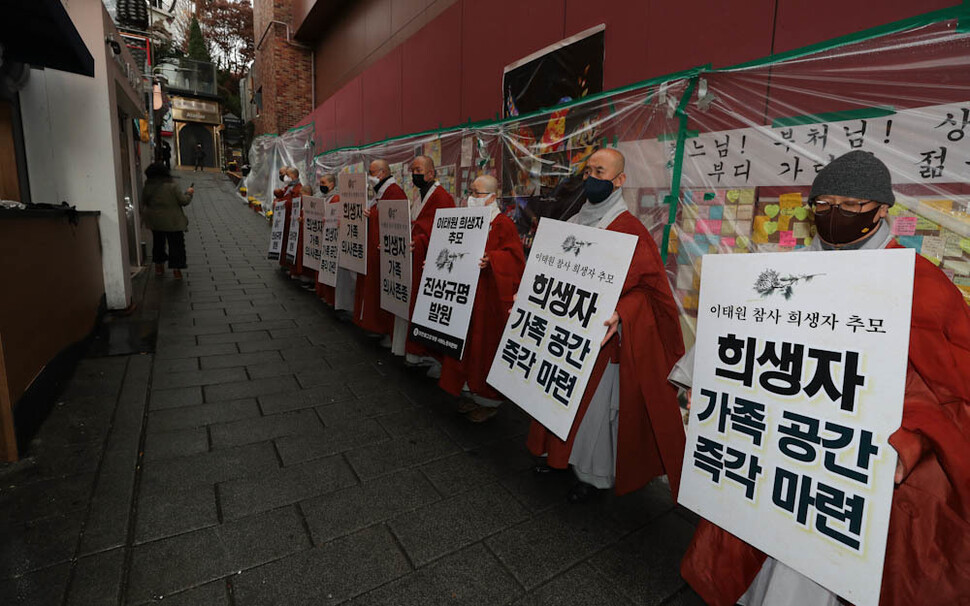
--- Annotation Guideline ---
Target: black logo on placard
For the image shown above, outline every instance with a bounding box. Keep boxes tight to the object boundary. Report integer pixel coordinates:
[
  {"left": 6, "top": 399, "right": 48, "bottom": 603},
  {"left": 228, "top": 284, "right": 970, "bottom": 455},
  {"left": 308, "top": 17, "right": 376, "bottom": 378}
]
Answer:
[
  {"left": 562, "top": 235, "right": 593, "bottom": 256},
  {"left": 753, "top": 269, "right": 824, "bottom": 300},
  {"left": 389, "top": 207, "right": 398, "bottom": 219},
  {"left": 435, "top": 248, "right": 466, "bottom": 273}
]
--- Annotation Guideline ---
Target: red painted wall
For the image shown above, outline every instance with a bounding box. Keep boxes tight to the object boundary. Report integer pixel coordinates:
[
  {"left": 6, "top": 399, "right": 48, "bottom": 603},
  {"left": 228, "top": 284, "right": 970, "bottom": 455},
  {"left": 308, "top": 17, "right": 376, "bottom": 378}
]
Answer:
[{"left": 300, "top": 0, "right": 962, "bottom": 152}]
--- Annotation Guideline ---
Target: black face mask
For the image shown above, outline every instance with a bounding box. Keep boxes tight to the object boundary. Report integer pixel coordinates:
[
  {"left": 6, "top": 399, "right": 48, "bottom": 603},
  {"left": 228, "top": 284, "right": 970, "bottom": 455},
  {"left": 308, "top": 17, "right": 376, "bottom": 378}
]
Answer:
[
  {"left": 583, "top": 176, "right": 614, "bottom": 204},
  {"left": 412, "top": 173, "right": 427, "bottom": 189},
  {"left": 279, "top": 174, "right": 285, "bottom": 182},
  {"left": 814, "top": 205, "right": 883, "bottom": 245},
  {"left": 320, "top": 185, "right": 330, "bottom": 194}
]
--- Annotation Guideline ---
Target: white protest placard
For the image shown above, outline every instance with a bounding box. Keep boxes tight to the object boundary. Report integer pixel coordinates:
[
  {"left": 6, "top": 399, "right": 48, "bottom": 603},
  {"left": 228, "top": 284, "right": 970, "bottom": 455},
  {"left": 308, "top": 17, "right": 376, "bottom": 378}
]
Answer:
[
  {"left": 679, "top": 248, "right": 915, "bottom": 606},
  {"left": 267, "top": 200, "right": 286, "bottom": 260},
  {"left": 338, "top": 173, "right": 367, "bottom": 274},
  {"left": 301, "top": 196, "right": 326, "bottom": 271},
  {"left": 285, "top": 196, "right": 302, "bottom": 265},
  {"left": 487, "top": 218, "right": 636, "bottom": 440},
  {"left": 317, "top": 201, "right": 340, "bottom": 287},
  {"left": 409, "top": 207, "right": 492, "bottom": 358},
  {"left": 379, "top": 198, "right": 412, "bottom": 319}
]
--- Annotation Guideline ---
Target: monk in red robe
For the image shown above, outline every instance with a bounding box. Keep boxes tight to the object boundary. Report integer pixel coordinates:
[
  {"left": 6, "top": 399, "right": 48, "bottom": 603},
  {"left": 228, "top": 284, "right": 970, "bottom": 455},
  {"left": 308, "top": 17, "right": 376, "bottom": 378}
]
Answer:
[
  {"left": 526, "top": 148, "right": 686, "bottom": 503},
  {"left": 279, "top": 166, "right": 314, "bottom": 283},
  {"left": 315, "top": 174, "right": 339, "bottom": 306},
  {"left": 276, "top": 166, "right": 302, "bottom": 272},
  {"left": 354, "top": 159, "right": 401, "bottom": 342},
  {"left": 406, "top": 155, "right": 455, "bottom": 369},
  {"left": 438, "top": 175, "right": 525, "bottom": 423},
  {"left": 671, "top": 150, "right": 970, "bottom": 606}
]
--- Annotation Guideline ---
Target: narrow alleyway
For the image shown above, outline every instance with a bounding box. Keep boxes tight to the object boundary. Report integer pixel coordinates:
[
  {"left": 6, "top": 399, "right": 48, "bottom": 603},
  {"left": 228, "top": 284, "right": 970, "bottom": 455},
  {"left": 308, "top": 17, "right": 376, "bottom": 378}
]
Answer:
[{"left": 0, "top": 170, "right": 701, "bottom": 605}]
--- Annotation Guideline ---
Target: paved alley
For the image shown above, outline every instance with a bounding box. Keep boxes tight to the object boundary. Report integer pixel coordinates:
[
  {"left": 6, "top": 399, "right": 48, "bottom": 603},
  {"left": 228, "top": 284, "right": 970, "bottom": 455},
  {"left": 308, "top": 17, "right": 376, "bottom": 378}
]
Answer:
[{"left": 0, "top": 170, "right": 701, "bottom": 606}]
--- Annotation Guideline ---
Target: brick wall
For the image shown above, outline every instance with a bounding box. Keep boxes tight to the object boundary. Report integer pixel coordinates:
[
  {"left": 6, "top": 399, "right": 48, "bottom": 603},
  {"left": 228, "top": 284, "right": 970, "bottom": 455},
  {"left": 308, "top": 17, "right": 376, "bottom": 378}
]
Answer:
[{"left": 251, "top": 0, "right": 312, "bottom": 136}]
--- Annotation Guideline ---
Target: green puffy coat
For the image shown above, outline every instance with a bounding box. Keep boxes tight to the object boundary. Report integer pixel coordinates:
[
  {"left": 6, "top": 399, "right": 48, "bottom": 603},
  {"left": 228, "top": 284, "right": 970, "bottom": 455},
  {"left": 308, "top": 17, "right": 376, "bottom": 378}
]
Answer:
[{"left": 142, "top": 179, "right": 192, "bottom": 232}]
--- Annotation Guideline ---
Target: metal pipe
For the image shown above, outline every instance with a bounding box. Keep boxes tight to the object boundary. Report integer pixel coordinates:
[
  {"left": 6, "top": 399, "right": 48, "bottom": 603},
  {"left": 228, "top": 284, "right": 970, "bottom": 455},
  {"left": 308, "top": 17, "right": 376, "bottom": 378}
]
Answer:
[{"left": 256, "top": 19, "right": 311, "bottom": 51}]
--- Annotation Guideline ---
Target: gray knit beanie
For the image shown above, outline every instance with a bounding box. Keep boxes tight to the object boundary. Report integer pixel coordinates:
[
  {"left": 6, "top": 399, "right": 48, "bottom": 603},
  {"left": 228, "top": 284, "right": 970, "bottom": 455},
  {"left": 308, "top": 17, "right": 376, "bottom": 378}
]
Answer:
[{"left": 809, "top": 150, "right": 895, "bottom": 207}]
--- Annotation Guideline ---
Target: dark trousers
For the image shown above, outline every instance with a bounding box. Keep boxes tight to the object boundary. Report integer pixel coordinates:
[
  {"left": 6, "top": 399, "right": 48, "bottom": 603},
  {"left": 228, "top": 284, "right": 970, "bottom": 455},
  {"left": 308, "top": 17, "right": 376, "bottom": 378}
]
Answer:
[
  {"left": 195, "top": 158, "right": 204, "bottom": 171},
  {"left": 152, "top": 231, "right": 187, "bottom": 269}
]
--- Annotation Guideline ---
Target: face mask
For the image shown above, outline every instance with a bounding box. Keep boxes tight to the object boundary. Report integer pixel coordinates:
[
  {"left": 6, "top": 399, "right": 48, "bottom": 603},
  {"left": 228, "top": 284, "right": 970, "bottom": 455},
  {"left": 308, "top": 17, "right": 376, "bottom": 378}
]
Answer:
[
  {"left": 282, "top": 176, "right": 292, "bottom": 185},
  {"left": 467, "top": 195, "right": 491, "bottom": 208},
  {"left": 412, "top": 173, "right": 427, "bottom": 189},
  {"left": 584, "top": 175, "right": 614, "bottom": 204},
  {"left": 367, "top": 175, "right": 380, "bottom": 186},
  {"left": 279, "top": 174, "right": 285, "bottom": 182},
  {"left": 814, "top": 205, "right": 882, "bottom": 245},
  {"left": 320, "top": 185, "right": 330, "bottom": 194}
]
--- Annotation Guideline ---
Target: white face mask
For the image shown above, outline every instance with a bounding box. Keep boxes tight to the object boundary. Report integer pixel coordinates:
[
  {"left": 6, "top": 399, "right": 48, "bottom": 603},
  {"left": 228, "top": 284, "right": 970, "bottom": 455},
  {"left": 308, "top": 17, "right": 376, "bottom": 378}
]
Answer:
[
  {"left": 466, "top": 194, "right": 492, "bottom": 208},
  {"left": 282, "top": 176, "right": 292, "bottom": 185},
  {"left": 367, "top": 175, "right": 381, "bottom": 186}
]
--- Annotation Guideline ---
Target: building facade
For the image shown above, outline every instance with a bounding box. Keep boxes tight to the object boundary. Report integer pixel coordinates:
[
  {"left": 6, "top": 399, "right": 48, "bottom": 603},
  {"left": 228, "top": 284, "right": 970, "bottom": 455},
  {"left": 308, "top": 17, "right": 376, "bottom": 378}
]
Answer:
[
  {"left": 19, "top": 1, "right": 150, "bottom": 310},
  {"left": 250, "top": 0, "right": 313, "bottom": 136},
  {"left": 244, "top": 0, "right": 965, "bottom": 153}
]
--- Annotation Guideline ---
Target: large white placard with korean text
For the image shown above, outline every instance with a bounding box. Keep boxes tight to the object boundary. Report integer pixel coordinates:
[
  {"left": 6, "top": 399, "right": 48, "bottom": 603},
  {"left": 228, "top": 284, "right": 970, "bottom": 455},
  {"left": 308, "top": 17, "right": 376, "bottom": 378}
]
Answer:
[
  {"left": 379, "top": 198, "right": 412, "bottom": 319},
  {"left": 317, "top": 201, "right": 340, "bottom": 287},
  {"left": 410, "top": 207, "right": 492, "bottom": 358},
  {"left": 267, "top": 200, "right": 286, "bottom": 260},
  {"left": 679, "top": 248, "right": 915, "bottom": 606},
  {"left": 285, "top": 196, "right": 302, "bottom": 265},
  {"left": 301, "top": 196, "right": 326, "bottom": 271},
  {"left": 338, "top": 174, "right": 367, "bottom": 274},
  {"left": 487, "top": 218, "right": 636, "bottom": 440}
]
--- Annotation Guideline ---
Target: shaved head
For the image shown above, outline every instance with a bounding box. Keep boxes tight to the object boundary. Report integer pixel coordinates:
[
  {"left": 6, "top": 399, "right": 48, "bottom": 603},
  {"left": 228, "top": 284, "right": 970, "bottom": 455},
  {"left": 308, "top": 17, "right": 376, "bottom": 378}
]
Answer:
[
  {"left": 410, "top": 155, "right": 435, "bottom": 179},
  {"left": 369, "top": 159, "right": 390, "bottom": 176},
  {"left": 588, "top": 148, "right": 625, "bottom": 175},
  {"left": 472, "top": 175, "right": 498, "bottom": 195},
  {"left": 285, "top": 166, "right": 300, "bottom": 179},
  {"left": 320, "top": 173, "right": 336, "bottom": 188}
]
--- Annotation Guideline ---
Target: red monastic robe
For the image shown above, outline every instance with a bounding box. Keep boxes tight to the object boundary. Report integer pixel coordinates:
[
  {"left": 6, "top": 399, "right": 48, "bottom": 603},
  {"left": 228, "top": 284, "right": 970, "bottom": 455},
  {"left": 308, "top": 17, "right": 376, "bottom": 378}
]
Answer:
[
  {"left": 526, "top": 211, "right": 687, "bottom": 496},
  {"left": 353, "top": 181, "right": 406, "bottom": 334},
  {"left": 315, "top": 193, "right": 340, "bottom": 306},
  {"left": 406, "top": 183, "right": 455, "bottom": 356},
  {"left": 439, "top": 211, "right": 525, "bottom": 399},
  {"left": 680, "top": 245, "right": 970, "bottom": 606},
  {"left": 277, "top": 182, "right": 302, "bottom": 269}
]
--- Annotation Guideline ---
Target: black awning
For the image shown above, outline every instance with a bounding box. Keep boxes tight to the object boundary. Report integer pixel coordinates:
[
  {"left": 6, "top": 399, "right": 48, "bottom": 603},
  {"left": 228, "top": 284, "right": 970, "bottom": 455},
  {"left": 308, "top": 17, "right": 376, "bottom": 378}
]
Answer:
[{"left": 0, "top": 0, "right": 95, "bottom": 77}]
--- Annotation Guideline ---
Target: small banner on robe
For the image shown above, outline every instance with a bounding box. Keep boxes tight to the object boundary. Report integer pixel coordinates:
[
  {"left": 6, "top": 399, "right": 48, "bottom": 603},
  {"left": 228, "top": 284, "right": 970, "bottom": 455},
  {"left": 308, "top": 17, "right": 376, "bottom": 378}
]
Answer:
[
  {"left": 487, "top": 218, "right": 636, "bottom": 440},
  {"left": 410, "top": 206, "right": 492, "bottom": 358},
  {"left": 338, "top": 174, "right": 367, "bottom": 274},
  {"left": 317, "top": 200, "right": 340, "bottom": 287},
  {"left": 285, "top": 196, "right": 302, "bottom": 265},
  {"left": 379, "top": 198, "right": 412, "bottom": 319},
  {"left": 301, "top": 196, "right": 326, "bottom": 271},
  {"left": 678, "top": 248, "right": 915, "bottom": 606},
  {"left": 267, "top": 200, "right": 286, "bottom": 260}
]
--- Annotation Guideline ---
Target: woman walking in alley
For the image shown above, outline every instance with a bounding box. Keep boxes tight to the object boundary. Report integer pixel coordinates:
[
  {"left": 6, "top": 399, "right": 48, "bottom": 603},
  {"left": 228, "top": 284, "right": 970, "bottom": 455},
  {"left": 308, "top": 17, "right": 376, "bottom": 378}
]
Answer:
[{"left": 142, "top": 162, "right": 194, "bottom": 279}]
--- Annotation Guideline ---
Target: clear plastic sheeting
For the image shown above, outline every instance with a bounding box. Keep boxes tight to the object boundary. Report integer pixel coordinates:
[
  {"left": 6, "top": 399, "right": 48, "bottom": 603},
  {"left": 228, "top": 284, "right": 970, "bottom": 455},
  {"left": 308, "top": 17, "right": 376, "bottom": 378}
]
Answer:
[
  {"left": 242, "top": 124, "right": 315, "bottom": 212},
  {"left": 309, "top": 76, "right": 689, "bottom": 269},
  {"left": 244, "top": 6, "right": 970, "bottom": 343},
  {"left": 672, "top": 16, "right": 970, "bottom": 343}
]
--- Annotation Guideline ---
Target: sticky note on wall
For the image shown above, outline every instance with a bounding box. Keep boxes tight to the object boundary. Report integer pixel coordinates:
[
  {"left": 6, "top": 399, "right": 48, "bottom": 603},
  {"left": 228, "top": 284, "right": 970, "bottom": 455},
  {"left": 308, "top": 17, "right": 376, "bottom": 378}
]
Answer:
[{"left": 891, "top": 216, "right": 918, "bottom": 236}]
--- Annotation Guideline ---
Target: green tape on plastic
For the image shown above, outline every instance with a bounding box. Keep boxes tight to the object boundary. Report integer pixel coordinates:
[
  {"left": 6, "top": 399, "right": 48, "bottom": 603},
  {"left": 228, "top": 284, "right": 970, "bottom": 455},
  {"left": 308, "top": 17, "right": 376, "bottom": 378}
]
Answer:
[
  {"left": 609, "top": 102, "right": 616, "bottom": 115},
  {"left": 660, "top": 75, "right": 700, "bottom": 263},
  {"left": 612, "top": 135, "right": 619, "bottom": 147},
  {"left": 958, "top": 0, "right": 970, "bottom": 32},
  {"left": 772, "top": 106, "right": 895, "bottom": 128}
]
